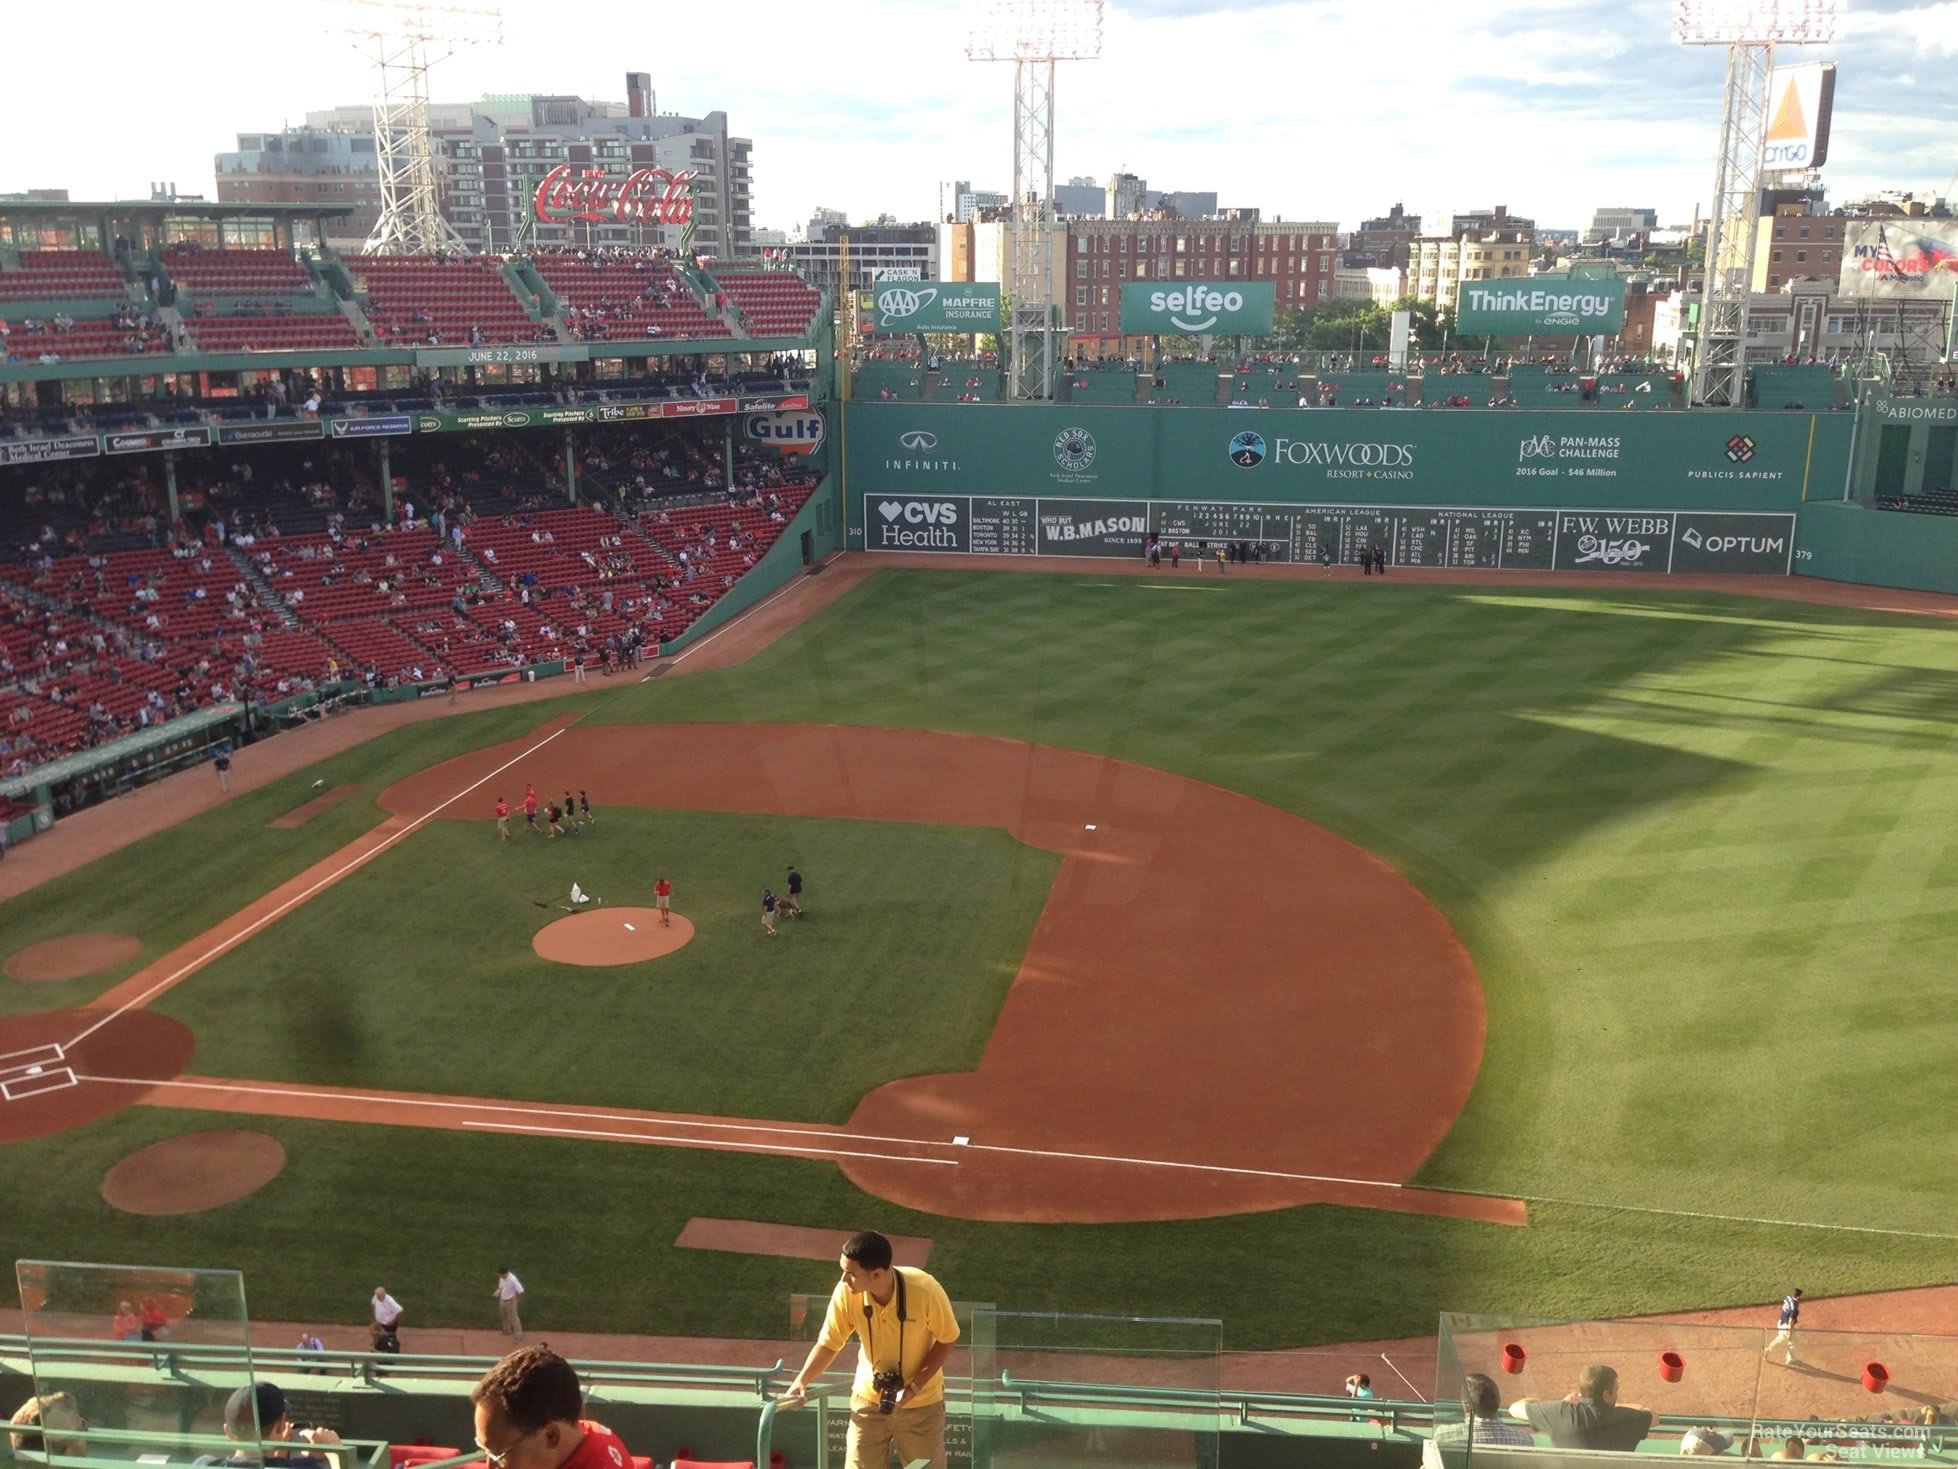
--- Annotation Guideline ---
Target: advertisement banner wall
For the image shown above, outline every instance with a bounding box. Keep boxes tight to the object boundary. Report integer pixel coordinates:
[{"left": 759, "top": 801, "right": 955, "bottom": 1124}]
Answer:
[
  {"left": 845, "top": 402, "right": 1845, "bottom": 515},
  {"left": 1119, "top": 282, "right": 1275, "bottom": 336},
  {"left": 327, "top": 414, "right": 415, "bottom": 439},
  {"left": 857, "top": 489, "right": 1793, "bottom": 574},
  {"left": 103, "top": 427, "right": 214, "bottom": 455},
  {"left": 1455, "top": 279, "right": 1628, "bottom": 335},
  {"left": 871, "top": 281, "right": 1001, "bottom": 333}
]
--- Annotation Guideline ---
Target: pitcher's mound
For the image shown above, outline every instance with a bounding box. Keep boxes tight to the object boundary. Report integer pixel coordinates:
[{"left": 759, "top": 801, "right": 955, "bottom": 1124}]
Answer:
[
  {"left": 533, "top": 908, "right": 694, "bottom": 966},
  {"left": 6, "top": 933, "right": 143, "bottom": 983},
  {"left": 101, "top": 1130, "right": 287, "bottom": 1215}
]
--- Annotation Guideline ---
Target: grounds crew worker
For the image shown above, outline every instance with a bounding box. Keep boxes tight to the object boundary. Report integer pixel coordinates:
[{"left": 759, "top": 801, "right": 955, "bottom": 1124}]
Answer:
[{"left": 776, "top": 1230, "right": 959, "bottom": 1469}]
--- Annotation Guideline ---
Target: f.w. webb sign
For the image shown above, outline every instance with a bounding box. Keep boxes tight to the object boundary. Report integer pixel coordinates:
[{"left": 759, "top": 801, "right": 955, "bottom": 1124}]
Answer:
[{"left": 1456, "top": 279, "right": 1626, "bottom": 336}]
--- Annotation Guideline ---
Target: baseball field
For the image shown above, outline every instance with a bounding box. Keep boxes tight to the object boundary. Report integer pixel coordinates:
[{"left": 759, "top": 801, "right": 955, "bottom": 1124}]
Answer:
[{"left": 3, "top": 559, "right": 1955, "bottom": 1349}]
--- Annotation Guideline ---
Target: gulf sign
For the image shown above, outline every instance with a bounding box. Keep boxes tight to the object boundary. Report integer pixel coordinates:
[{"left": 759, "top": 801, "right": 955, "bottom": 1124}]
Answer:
[{"left": 744, "top": 410, "right": 826, "bottom": 454}]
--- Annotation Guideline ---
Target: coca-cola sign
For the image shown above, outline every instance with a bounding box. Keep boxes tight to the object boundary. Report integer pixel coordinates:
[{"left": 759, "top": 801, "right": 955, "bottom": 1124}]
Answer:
[{"left": 532, "top": 166, "right": 699, "bottom": 226}]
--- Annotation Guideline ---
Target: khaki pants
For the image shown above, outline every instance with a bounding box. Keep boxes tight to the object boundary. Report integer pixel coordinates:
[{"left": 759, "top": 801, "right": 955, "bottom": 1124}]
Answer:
[
  {"left": 846, "top": 1400, "right": 945, "bottom": 1469},
  {"left": 499, "top": 1297, "right": 522, "bottom": 1337}
]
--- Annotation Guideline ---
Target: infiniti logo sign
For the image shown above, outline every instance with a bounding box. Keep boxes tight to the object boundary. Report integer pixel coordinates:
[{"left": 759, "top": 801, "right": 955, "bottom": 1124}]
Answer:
[{"left": 885, "top": 428, "right": 958, "bottom": 474}]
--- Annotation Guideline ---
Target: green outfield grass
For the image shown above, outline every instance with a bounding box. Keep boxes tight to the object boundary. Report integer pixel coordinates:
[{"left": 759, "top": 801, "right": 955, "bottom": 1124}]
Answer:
[{"left": 4, "top": 568, "right": 1957, "bottom": 1346}]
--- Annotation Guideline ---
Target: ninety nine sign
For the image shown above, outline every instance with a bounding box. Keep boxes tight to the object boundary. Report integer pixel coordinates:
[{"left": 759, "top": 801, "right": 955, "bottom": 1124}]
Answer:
[
  {"left": 871, "top": 281, "right": 1001, "bottom": 333},
  {"left": 1457, "top": 280, "right": 1627, "bottom": 335},
  {"left": 532, "top": 166, "right": 698, "bottom": 227},
  {"left": 1120, "top": 282, "right": 1276, "bottom": 336}
]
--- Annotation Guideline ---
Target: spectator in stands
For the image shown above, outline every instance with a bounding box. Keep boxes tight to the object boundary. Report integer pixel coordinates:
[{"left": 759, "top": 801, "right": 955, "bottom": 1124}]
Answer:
[
  {"left": 778, "top": 1230, "right": 961, "bottom": 1469},
  {"left": 1508, "top": 1364, "right": 1655, "bottom": 1450},
  {"left": 210, "top": 1382, "right": 342, "bottom": 1469},
  {"left": 9, "top": 1393, "right": 88, "bottom": 1459},
  {"left": 1774, "top": 1439, "right": 1806, "bottom": 1461},
  {"left": 1682, "top": 1429, "right": 1736, "bottom": 1456},
  {"left": 471, "top": 1346, "right": 635, "bottom": 1469},
  {"left": 1424, "top": 1374, "right": 1535, "bottom": 1467}
]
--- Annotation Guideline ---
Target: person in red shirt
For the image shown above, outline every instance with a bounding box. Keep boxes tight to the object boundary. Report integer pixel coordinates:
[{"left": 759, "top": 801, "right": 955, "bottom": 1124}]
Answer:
[
  {"left": 472, "top": 1346, "right": 633, "bottom": 1469},
  {"left": 523, "top": 785, "right": 539, "bottom": 834},
  {"left": 494, "top": 797, "right": 510, "bottom": 842},
  {"left": 653, "top": 877, "right": 672, "bottom": 927}
]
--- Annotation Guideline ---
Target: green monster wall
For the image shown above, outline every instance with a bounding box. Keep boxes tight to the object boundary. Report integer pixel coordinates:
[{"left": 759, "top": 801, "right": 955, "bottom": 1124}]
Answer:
[{"left": 840, "top": 404, "right": 1850, "bottom": 575}]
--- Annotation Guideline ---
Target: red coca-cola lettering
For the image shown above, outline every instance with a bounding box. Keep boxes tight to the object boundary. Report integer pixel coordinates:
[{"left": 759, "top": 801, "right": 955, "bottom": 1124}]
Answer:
[{"left": 532, "top": 166, "right": 699, "bottom": 226}]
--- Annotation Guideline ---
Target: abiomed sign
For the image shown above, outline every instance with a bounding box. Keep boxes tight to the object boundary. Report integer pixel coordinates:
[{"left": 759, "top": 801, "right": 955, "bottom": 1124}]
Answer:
[
  {"left": 1120, "top": 282, "right": 1275, "bottom": 336},
  {"left": 871, "top": 282, "right": 1001, "bottom": 333},
  {"left": 1456, "top": 280, "right": 1627, "bottom": 335}
]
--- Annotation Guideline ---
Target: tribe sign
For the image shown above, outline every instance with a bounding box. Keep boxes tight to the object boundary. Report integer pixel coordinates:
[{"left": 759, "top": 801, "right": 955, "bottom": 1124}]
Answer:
[{"left": 532, "top": 166, "right": 699, "bottom": 227}]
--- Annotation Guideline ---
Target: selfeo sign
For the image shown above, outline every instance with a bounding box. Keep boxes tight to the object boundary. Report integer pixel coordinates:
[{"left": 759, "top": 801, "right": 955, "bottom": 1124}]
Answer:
[
  {"left": 1457, "top": 279, "right": 1627, "bottom": 335},
  {"left": 1120, "top": 281, "right": 1275, "bottom": 336}
]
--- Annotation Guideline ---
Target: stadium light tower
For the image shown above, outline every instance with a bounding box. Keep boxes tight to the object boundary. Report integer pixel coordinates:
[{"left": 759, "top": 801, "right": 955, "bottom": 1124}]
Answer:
[
  {"left": 335, "top": 0, "right": 503, "bottom": 255},
  {"left": 966, "top": 0, "right": 1103, "bottom": 400},
  {"left": 1678, "top": 0, "right": 1839, "bottom": 406}
]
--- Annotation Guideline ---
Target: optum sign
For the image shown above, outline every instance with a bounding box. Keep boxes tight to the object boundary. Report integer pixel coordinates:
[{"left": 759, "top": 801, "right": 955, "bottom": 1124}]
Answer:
[{"left": 1120, "top": 281, "right": 1275, "bottom": 336}]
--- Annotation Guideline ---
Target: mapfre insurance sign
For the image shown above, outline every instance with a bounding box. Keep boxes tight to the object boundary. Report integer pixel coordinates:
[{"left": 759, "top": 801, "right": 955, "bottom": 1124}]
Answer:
[{"left": 744, "top": 410, "right": 826, "bottom": 454}]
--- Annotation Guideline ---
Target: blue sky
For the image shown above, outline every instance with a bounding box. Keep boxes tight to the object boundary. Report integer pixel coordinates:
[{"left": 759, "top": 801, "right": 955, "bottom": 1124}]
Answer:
[{"left": 5, "top": 0, "right": 1954, "bottom": 235}]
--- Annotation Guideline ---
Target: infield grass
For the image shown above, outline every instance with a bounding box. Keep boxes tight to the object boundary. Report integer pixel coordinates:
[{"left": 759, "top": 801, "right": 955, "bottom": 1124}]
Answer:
[{"left": 6, "top": 567, "right": 1958, "bottom": 1345}]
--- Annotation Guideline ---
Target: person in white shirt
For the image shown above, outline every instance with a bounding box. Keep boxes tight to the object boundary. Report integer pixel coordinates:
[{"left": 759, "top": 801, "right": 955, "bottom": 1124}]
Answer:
[
  {"left": 371, "top": 1287, "right": 404, "bottom": 1347},
  {"left": 494, "top": 1268, "right": 525, "bottom": 1340}
]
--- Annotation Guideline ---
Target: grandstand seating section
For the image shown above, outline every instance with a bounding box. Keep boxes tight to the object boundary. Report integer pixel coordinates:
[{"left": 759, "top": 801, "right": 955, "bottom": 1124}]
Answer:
[
  {"left": 1751, "top": 364, "right": 1839, "bottom": 409},
  {"left": 533, "top": 256, "right": 729, "bottom": 341},
  {"left": 163, "top": 248, "right": 315, "bottom": 297},
  {"left": 0, "top": 450, "right": 819, "bottom": 763},
  {"left": 0, "top": 250, "right": 127, "bottom": 301},
  {"left": 3, "top": 314, "right": 169, "bottom": 362},
  {"left": 712, "top": 271, "right": 825, "bottom": 338},
  {"left": 186, "top": 313, "right": 364, "bottom": 353},
  {"left": 353, "top": 256, "right": 545, "bottom": 346}
]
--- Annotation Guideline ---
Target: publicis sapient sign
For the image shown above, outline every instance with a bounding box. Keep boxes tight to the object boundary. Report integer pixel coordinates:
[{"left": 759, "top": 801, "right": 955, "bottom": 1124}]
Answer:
[
  {"left": 872, "top": 281, "right": 1001, "bottom": 333},
  {"left": 532, "top": 166, "right": 698, "bottom": 227},
  {"left": 1456, "top": 280, "right": 1627, "bottom": 336},
  {"left": 1120, "top": 281, "right": 1275, "bottom": 336}
]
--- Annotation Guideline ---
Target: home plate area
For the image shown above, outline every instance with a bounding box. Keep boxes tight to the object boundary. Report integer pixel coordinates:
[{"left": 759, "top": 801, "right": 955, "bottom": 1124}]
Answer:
[{"left": 531, "top": 907, "right": 695, "bottom": 966}]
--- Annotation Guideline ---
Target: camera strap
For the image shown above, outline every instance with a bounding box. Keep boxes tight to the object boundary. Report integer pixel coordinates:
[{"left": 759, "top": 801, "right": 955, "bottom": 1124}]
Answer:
[{"left": 862, "top": 1268, "right": 908, "bottom": 1374}]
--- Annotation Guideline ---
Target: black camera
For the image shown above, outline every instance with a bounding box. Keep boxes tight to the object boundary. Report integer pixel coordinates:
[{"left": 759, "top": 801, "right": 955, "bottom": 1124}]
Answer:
[{"left": 873, "top": 1370, "right": 905, "bottom": 1415}]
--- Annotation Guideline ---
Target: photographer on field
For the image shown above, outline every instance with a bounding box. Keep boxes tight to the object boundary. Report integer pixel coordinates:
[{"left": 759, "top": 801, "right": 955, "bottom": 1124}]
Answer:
[{"left": 776, "top": 1231, "right": 960, "bottom": 1469}]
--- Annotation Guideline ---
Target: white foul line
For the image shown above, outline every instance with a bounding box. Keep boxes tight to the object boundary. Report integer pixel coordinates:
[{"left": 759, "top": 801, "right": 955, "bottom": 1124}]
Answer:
[
  {"left": 643, "top": 550, "right": 844, "bottom": 679},
  {"left": 459, "top": 1119, "right": 958, "bottom": 1167},
  {"left": 68, "top": 1070, "right": 1958, "bottom": 1238},
  {"left": 63, "top": 724, "right": 572, "bottom": 1052},
  {"left": 1380, "top": 1353, "right": 1429, "bottom": 1402}
]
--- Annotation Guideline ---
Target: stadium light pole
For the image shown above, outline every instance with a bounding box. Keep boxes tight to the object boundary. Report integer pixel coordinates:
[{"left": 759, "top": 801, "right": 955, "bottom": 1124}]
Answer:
[
  {"left": 334, "top": 0, "right": 503, "bottom": 256},
  {"left": 966, "top": 0, "right": 1103, "bottom": 400},
  {"left": 1677, "top": 0, "right": 1839, "bottom": 407}
]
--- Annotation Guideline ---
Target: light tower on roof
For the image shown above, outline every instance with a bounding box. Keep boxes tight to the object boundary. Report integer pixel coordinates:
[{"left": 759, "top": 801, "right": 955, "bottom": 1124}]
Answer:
[
  {"left": 335, "top": 0, "right": 504, "bottom": 255},
  {"left": 966, "top": 0, "right": 1103, "bottom": 400},
  {"left": 1677, "top": 0, "right": 1840, "bottom": 406}
]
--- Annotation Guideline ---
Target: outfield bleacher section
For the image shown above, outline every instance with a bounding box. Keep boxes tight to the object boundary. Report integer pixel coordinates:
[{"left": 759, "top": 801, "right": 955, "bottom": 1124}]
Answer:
[
  {"left": 855, "top": 360, "right": 924, "bottom": 400},
  {"left": 1752, "top": 364, "right": 1839, "bottom": 409},
  {"left": 1066, "top": 367, "right": 1140, "bottom": 404},
  {"left": 936, "top": 367, "right": 1001, "bottom": 403},
  {"left": 1156, "top": 362, "right": 1226, "bottom": 405}
]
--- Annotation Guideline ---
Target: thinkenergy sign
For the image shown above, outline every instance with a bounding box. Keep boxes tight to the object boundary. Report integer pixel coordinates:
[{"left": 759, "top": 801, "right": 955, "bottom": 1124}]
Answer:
[{"left": 1456, "top": 280, "right": 1628, "bottom": 335}]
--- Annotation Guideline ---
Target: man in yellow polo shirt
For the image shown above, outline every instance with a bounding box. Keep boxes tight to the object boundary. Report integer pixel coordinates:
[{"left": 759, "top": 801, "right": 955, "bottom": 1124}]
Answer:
[{"left": 776, "top": 1231, "right": 959, "bottom": 1469}]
